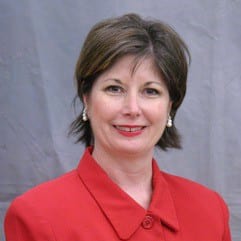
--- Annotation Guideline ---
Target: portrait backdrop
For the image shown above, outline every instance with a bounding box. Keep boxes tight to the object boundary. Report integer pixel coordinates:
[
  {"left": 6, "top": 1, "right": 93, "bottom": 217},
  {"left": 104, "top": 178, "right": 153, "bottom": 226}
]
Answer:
[{"left": 0, "top": 0, "right": 240, "bottom": 240}]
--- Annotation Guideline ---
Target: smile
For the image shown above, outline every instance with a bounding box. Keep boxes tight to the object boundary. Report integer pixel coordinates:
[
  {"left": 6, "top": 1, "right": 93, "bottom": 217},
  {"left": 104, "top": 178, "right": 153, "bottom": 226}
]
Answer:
[
  {"left": 115, "top": 126, "right": 144, "bottom": 132},
  {"left": 114, "top": 125, "right": 146, "bottom": 137}
]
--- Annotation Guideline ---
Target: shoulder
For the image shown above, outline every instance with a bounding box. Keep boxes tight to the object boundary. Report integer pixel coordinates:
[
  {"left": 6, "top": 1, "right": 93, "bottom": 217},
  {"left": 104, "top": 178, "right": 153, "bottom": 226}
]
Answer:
[
  {"left": 4, "top": 169, "right": 81, "bottom": 239},
  {"left": 6, "top": 168, "right": 84, "bottom": 213},
  {"left": 161, "top": 170, "right": 225, "bottom": 204},
  {"left": 25, "top": 169, "right": 78, "bottom": 198},
  {"left": 159, "top": 171, "right": 231, "bottom": 239},
  {"left": 161, "top": 170, "right": 214, "bottom": 194},
  {"left": 4, "top": 168, "right": 91, "bottom": 234},
  {"left": 161, "top": 170, "right": 229, "bottom": 223}
]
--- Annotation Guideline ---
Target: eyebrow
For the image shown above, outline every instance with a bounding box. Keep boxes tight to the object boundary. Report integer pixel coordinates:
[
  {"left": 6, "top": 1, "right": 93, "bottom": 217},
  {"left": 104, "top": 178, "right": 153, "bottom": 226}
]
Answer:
[
  {"left": 104, "top": 79, "right": 165, "bottom": 89},
  {"left": 105, "top": 78, "right": 122, "bottom": 84},
  {"left": 105, "top": 79, "right": 163, "bottom": 85},
  {"left": 144, "top": 81, "right": 165, "bottom": 87}
]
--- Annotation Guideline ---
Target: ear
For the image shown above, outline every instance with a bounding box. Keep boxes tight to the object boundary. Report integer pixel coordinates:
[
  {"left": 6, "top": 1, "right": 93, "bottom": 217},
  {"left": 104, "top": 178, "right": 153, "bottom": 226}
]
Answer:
[
  {"left": 168, "top": 101, "right": 173, "bottom": 115},
  {"left": 83, "top": 95, "right": 88, "bottom": 108}
]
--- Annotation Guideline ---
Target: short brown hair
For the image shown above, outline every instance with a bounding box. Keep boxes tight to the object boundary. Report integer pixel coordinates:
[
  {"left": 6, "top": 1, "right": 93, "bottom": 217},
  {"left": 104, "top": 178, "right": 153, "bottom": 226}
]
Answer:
[{"left": 69, "top": 13, "right": 190, "bottom": 150}]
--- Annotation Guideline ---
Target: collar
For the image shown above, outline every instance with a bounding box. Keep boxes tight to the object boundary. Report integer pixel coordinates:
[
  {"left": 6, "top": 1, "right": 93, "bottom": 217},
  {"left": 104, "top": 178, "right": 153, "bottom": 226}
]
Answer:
[{"left": 77, "top": 147, "right": 179, "bottom": 239}]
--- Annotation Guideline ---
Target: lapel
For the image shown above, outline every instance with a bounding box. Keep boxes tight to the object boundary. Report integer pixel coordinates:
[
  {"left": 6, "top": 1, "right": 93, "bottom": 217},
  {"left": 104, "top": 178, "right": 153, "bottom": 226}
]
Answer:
[
  {"left": 77, "top": 148, "right": 179, "bottom": 239},
  {"left": 149, "top": 161, "right": 179, "bottom": 231}
]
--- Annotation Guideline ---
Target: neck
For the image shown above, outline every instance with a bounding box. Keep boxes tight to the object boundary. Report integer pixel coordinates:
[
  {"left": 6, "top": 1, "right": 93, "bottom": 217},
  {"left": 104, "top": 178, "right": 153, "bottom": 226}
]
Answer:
[{"left": 92, "top": 146, "right": 153, "bottom": 209}]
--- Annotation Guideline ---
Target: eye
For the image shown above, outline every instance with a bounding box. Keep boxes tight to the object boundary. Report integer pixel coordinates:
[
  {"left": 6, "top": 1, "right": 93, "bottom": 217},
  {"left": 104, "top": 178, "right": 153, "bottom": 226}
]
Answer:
[
  {"left": 104, "top": 85, "right": 124, "bottom": 94},
  {"left": 143, "top": 88, "right": 160, "bottom": 96}
]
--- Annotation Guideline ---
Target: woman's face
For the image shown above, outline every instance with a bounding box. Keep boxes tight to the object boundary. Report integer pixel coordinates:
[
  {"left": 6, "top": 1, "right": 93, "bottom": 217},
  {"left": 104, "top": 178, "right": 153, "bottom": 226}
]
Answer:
[{"left": 84, "top": 55, "right": 172, "bottom": 157}]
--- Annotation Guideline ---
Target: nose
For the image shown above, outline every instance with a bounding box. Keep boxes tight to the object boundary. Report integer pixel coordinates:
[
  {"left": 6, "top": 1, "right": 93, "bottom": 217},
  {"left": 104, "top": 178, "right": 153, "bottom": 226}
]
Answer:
[{"left": 122, "top": 92, "right": 141, "bottom": 117}]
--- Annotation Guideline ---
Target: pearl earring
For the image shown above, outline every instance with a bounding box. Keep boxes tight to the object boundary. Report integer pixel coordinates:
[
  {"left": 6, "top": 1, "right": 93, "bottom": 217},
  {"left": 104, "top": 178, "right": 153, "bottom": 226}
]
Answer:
[
  {"left": 82, "top": 107, "right": 88, "bottom": 121},
  {"left": 167, "top": 115, "right": 172, "bottom": 127}
]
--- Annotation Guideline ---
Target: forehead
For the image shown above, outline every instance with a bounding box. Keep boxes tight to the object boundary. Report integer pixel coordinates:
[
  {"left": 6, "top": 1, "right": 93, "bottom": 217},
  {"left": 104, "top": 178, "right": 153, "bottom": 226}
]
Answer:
[{"left": 98, "top": 55, "right": 163, "bottom": 81}]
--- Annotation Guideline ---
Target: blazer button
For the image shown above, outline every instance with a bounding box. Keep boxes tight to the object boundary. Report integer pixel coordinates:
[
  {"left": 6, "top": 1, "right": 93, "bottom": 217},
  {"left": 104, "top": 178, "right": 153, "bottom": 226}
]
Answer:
[{"left": 142, "top": 215, "right": 154, "bottom": 229}]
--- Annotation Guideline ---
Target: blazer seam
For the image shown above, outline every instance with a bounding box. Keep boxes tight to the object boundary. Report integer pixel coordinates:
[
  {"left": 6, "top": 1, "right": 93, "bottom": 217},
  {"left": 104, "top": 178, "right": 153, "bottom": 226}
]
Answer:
[
  {"left": 13, "top": 196, "right": 58, "bottom": 241},
  {"left": 213, "top": 191, "right": 228, "bottom": 241}
]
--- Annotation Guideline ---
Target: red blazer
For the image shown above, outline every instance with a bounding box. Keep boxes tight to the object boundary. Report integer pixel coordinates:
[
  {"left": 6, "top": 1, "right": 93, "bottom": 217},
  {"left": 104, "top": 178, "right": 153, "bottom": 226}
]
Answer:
[{"left": 4, "top": 147, "right": 232, "bottom": 240}]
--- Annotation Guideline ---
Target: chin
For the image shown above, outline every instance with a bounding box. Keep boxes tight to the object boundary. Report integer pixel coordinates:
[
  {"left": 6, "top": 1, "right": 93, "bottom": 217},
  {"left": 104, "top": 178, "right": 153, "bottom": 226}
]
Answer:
[{"left": 111, "top": 143, "right": 151, "bottom": 156}]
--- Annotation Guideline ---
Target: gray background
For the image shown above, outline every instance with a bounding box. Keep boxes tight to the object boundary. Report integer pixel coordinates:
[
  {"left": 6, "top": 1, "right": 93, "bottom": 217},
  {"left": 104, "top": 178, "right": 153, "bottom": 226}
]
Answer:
[{"left": 0, "top": 0, "right": 240, "bottom": 240}]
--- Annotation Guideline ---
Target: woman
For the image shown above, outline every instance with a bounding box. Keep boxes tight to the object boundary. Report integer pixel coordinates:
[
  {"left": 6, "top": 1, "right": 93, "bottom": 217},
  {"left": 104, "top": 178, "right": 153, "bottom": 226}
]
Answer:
[{"left": 4, "top": 13, "right": 231, "bottom": 240}]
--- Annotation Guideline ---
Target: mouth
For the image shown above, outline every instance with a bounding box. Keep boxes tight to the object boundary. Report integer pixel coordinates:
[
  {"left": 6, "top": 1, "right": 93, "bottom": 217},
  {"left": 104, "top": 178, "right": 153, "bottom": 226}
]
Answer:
[{"left": 114, "top": 125, "right": 146, "bottom": 132}]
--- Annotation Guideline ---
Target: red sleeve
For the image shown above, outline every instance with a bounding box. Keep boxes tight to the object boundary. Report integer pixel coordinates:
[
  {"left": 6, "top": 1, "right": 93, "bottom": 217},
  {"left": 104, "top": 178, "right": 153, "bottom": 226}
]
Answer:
[
  {"left": 215, "top": 192, "right": 232, "bottom": 241},
  {"left": 4, "top": 197, "right": 56, "bottom": 241}
]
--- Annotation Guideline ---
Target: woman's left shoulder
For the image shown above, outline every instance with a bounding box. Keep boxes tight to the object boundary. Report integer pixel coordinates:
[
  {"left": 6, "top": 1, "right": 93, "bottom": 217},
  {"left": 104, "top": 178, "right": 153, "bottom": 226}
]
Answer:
[
  {"left": 160, "top": 170, "right": 228, "bottom": 210},
  {"left": 159, "top": 171, "right": 231, "bottom": 240}
]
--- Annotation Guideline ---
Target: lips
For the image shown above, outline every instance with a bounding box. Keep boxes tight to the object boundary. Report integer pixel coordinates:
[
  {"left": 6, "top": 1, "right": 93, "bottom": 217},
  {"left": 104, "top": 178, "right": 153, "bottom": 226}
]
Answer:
[{"left": 114, "top": 125, "right": 145, "bottom": 132}]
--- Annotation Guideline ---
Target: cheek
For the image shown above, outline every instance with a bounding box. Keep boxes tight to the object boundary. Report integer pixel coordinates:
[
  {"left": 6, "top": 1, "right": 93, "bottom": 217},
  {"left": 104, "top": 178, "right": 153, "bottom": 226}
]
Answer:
[
  {"left": 88, "top": 98, "right": 118, "bottom": 122},
  {"left": 88, "top": 101, "right": 102, "bottom": 120},
  {"left": 146, "top": 102, "right": 169, "bottom": 119}
]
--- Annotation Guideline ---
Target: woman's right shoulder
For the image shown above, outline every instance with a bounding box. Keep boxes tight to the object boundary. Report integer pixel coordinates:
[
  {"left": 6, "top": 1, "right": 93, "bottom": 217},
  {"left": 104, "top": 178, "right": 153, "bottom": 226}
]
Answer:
[{"left": 7, "top": 168, "right": 83, "bottom": 211}]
